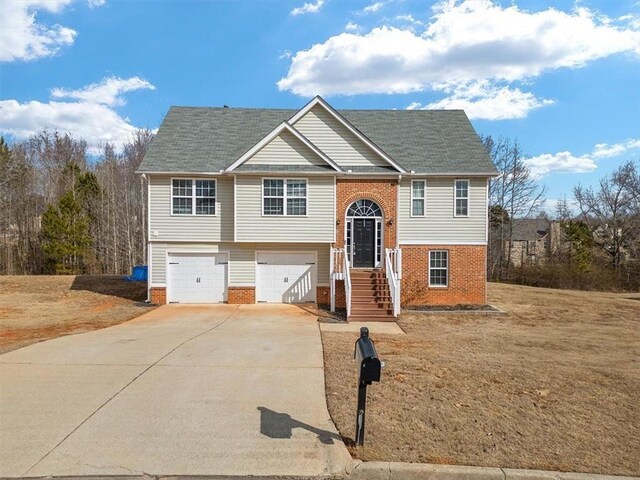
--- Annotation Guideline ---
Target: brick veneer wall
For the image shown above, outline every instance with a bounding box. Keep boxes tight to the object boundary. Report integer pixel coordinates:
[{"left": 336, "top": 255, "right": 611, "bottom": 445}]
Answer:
[
  {"left": 150, "top": 287, "right": 166, "bottom": 305},
  {"left": 401, "top": 245, "right": 487, "bottom": 305},
  {"left": 317, "top": 286, "right": 330, "bottom": 307},
  {"left": 335, "top": 178, "right": 398, "bottom": 251},
  {"left": 228, "top": 287, "right": 255, "bottom": 304}
]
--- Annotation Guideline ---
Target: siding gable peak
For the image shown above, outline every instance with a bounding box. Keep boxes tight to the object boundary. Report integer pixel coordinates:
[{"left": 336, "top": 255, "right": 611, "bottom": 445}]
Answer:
[
  {"left": 289, "top": 96, "right": 406, "bottom": 173},
  {"left": 225, "top": 121, "right": 342, "bottom": 172}
]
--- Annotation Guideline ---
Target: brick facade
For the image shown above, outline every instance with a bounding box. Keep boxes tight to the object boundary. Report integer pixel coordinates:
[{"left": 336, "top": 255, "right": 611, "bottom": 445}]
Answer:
[
  {"left": 400, "top": 245, "right": 487, "bottom": 306},
  {"left": 335, "top": 178, "right": 398, "bottom": 251},
  {"left": 228, "top": 286, "right": 255, "bottom": 304},
  {"left": 316, "top": 286, "right": 330, "bottom": 307},
  {"left": 150, "top": 287, "right": 166, "bottom": 305}
]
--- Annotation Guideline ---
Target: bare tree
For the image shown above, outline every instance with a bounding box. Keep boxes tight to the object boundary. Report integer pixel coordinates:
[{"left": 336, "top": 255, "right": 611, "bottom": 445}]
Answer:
[
  {"left": 483, "top": 135, "right": 546, "bottom": 279},
  {"left": 573, "top": 160, "right": 639, "bottom": 269}
]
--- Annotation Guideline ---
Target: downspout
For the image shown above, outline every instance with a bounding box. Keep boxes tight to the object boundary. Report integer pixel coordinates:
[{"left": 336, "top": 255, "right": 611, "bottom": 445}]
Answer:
[{"left": 142, "top": 173, "right": 150, "bottom": 303}]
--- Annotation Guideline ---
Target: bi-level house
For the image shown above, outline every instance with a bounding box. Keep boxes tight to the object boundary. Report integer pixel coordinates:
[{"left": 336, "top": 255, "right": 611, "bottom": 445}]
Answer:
[{"left": 137, "top": 96, "right": 497, "bottom": 320}]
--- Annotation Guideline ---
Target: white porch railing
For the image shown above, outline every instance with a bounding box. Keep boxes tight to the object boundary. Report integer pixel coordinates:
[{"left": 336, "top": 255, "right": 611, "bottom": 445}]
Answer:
[
  {"left": 330, "top": 247, "right": 350, "bottom": 314},
  {"left": 385, "top": 248, "right": 402, "bottom": 317},
  {"left": 344, "top": 252, "right": 352, "bottom": 317}
]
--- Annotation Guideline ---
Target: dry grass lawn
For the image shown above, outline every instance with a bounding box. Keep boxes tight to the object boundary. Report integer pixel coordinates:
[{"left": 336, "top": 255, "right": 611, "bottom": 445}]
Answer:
[
  {"left": 0, "top": 275, "right": 155, "bottom": 354},
  {"left": 321, "top": 283, "right": 640, "bottom": 476}
]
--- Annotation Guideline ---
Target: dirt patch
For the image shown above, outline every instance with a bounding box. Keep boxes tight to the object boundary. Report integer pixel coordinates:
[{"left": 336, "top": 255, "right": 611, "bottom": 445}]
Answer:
[
  {"left": 0, "top": 275, "right": 155, "bottom": 353},
  {"left": 321, "top": 282, "right": 640, "bottom": 476}
]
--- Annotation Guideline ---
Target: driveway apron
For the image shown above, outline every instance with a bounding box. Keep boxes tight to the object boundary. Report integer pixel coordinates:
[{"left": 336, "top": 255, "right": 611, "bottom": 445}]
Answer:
[{"left": 0, "top": 304, "right": 351, "bottom": 477}]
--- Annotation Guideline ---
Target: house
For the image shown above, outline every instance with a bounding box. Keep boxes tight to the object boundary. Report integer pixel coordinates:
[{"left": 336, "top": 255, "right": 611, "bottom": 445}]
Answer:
[
  {"left": 502, "top": 219, "right": 561, "bottom": 267},
  {"left": 137, "top": 96, "right": 497, "bottom": 319}
]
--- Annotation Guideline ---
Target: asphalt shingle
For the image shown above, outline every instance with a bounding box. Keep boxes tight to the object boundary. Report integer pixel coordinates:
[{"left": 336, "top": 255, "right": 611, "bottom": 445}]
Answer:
[{"left": 138, "top": 106, "right": 497, "bottom": 175}]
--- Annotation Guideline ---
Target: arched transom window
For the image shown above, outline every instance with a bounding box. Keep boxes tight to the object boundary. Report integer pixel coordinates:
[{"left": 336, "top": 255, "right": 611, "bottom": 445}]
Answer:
[{"left": 347, "top": 199, "right": 382, "bottom": 217}]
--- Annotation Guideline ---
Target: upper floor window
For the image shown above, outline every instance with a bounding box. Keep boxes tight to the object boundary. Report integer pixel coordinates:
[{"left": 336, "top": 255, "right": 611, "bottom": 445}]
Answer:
[
  {"left": 429, "top": 250, "right": 448, "bottom": 287},
  {"left": 172, "top": 179, "right": 216, "bottom": 215},
  {"left": 263, "top": 178, "right": 307, "bottom": 216},
  {"left": 454, "top": 179, "right": 469, "bottom": 217},
  {"left": 411, "top": 180, "right": 426, "bottom": 216}
]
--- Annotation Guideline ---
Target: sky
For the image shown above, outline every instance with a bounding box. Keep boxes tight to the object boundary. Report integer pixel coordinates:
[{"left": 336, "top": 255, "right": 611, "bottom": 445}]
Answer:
[{"left": 1, "top": 0, "right": 639, "bottom": 213}]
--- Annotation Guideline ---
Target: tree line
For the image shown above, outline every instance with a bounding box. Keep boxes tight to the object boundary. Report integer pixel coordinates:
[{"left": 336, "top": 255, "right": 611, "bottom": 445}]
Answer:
[
  {"left": 484, "top": 135, "right": 640, "bottom": 291},
  {"left": 0, "top": 130, "right": 153, "bottom": 275}
]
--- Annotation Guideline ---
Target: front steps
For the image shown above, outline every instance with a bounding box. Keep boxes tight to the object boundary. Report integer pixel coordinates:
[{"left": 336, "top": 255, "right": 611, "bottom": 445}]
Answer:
[{"left": 348, "top": 269, "right": 396, "bottom": 322}]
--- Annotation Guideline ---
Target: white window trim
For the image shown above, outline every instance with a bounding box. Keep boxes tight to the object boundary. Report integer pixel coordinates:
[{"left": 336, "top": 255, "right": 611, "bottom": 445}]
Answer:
[
  {"left": 410, "top": 179, "right": 426, "bottom": 217},
  {"left": 261, "top": 177, "right": 308, "bottom": 217},
  {"left": 428, "top": 250, "right": 449, "bottom": 288},
  {"left": 170, "top": 178, "right": 217, "bottom": 216},
  {"left": 453, "top": 178, "right": 470, "bottom": 218}
]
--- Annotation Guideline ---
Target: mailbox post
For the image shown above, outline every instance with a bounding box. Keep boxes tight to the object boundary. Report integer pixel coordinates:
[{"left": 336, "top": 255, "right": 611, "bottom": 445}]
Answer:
[{"left": 353, "top": 327, "right": 381, "bottom": 446}]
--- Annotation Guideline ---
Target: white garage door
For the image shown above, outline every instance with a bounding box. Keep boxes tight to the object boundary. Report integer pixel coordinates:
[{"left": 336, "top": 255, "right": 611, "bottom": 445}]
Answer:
[
  {"left": 256, "top": 252, "right": 316, "bottom": 303},
  {"left": 168, "top": 253, "right": 228, "bottom": 304}
]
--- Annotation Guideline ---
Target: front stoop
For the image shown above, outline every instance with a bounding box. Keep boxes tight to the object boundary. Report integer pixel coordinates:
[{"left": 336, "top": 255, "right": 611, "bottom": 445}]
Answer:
[{"left": 348, "top": 269, "right": 396, "bottom": 322}]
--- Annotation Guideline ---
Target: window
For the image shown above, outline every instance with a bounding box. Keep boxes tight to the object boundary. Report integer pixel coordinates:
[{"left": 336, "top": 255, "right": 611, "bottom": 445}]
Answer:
[
  {"left": 172, "top": 179, "right": 216, "bottom": 215},
  {"left": 429, "top": 250, "right": 448, "bottom": 287},
  {"left": 411, "top": 180, "right": 426, "bottom": 216},
  {"left": 263, "top": 178, "right": 307, "bottom": 216},
  {"left": 455, "top": 179, "right": 469, "bottom": 216}
]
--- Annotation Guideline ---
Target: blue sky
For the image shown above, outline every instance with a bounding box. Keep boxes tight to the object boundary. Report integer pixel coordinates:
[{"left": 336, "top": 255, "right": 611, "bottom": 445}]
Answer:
[{"left": 1, "top": 0, "right": 639, "bottom": 212}]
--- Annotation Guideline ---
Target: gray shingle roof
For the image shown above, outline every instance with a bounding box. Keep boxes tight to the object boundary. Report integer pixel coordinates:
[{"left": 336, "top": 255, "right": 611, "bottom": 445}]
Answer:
[{"left": 138, "top": 106, "right": 497, "bottom": 175}]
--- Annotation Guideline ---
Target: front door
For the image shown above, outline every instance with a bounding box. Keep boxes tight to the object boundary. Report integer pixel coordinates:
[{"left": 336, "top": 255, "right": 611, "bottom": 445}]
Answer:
[{"left": 353, "top": 219, "right": 375, "bottom": 268}]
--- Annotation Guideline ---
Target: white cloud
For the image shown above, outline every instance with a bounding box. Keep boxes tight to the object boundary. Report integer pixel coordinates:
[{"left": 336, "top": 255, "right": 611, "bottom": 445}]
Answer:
[
  {"left": 0, "top": 77, "right": 156, "bottom": 152},
  {"left": 51, "top": 77, "right": 156, "bottom": 106},
  {"left": 87, "top": 0, "right": 106, "bottom": 7},
  {"left": 592, "top": 139, "right": 640, "bottom": 158},
  {"left": 525, "top": 139, "right": 640, "bottom": 178},
  {"left": 525, "top": 151, "right": 597, "bottom": 179},
  {"left": 0, "top": 0, "right": 76, "bottom": 62},
  {"left": 278, "top": 0, "right": 639, "bottom": 120},
  {"left": 361, "top": 2, "right": 384, "bottom": 14},
  {"left": 409, "top": 81, "right": 555, "bottom": 120},
  {"left": 291, "top": 0, "right": 325, "bottom": 16},
  {"left": 345, "top": 21, "right": 360, "bottom": 31},
  {"left": 395, "top": 14, "right": 423, "bottom": 26}
]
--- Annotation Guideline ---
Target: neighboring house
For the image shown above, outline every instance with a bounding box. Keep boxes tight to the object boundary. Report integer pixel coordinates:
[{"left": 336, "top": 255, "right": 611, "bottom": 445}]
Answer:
[
  {"left": 504, "top": 219, "right": 561, "bottom": 267},
  {"left": 137, "top": 96, "right": 497, "bottom": 319}
]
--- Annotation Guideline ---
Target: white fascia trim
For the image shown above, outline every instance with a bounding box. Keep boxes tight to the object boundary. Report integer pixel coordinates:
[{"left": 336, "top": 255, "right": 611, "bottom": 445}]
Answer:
[
  {"left": 405, "top": 172, "right": 499, "bottom": 177},
  {"left": 288, "top": 96, "right": 407, "bottom": 174},
  {"left": 225, "top": 121, "right": 342, "bottom": 172},
  {"left": 399, "top": 241, "right": 487, "bottom": 246}
]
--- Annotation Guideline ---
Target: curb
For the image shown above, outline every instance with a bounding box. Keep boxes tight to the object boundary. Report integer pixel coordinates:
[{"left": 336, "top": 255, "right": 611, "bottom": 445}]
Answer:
[{"left": 346, "top": 461, "right": 638, "bottom": 480}]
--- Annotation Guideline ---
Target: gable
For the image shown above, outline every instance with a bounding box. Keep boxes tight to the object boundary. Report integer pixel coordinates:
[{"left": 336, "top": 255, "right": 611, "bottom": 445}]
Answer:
[
  {"left": 292, "top": 105, "right": 391, "bottom": 169},
  {"left": 245, "top": 129, "right": 329, "bottom": 167}
]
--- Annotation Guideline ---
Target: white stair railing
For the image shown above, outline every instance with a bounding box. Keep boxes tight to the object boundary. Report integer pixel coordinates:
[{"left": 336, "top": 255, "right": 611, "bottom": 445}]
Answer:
[
  {"left": 343, "top": 250, "right": 352, "bottom": 318},
  {"left": 329, "top": 248, "right": 345, "bottom": 312},
  {"left": 385, "top": 248, "right": 402, "bottom": 317}
]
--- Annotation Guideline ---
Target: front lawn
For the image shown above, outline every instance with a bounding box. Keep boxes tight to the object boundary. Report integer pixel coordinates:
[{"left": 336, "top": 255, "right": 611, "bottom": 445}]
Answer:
[
  {"left": 321, "top": 282, "right": 640, "bottom": 476},
  {"left": 0, "top": 275, "right": 154, "bottom": 354}
]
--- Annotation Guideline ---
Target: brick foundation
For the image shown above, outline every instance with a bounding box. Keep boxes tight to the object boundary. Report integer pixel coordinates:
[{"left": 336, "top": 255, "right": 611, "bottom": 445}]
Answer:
[
  {"left": 228, "top": 286, "right": 256, "bottom": 304},
  {"left": 316, "top": 286, "right": 330, "bottom": 307},
  {"left": 400, "top": 245, "right": 487, "bottom": 306},
  {"left": 150, "top": 287, "right": 166, "bottom": 305}
]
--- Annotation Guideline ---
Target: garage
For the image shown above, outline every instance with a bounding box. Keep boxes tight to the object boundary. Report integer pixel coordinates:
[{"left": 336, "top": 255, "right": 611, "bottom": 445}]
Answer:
[
  {"left": 167, "top": 253, "right": 228, "bottom": 303},
  {"left": 256, "top": 252, "right": 317, "bottom": 303}
]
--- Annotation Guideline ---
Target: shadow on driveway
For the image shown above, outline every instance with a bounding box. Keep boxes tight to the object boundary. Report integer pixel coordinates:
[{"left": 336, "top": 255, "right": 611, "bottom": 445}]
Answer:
[{"left": 258, "top": 406, "right": 341, "bottom": 445}]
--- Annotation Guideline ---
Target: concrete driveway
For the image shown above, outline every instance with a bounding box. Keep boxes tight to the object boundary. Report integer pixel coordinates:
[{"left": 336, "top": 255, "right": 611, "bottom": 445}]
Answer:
[{"left": 0, "top": 305, "right": 351, "bottom": 478}]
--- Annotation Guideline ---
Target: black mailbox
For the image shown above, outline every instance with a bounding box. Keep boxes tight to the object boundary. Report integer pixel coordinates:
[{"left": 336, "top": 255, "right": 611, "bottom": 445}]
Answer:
[
  {"left": 353, "top": 327, "right": 382, "bottom": 446},
  {"left": 354, "top": 328, "right": 381, "bottom": 385}
]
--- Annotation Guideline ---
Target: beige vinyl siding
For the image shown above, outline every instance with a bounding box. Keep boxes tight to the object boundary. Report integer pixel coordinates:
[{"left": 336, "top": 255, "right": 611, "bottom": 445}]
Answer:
[
  {"left": 245, "top": 130, "right": 327, "bottom": 166},
  {"left": 398, "top": 177, "right": 488, "bottom": 244},
  {"left": 235, "top": 175, "right": 335, "bottom": 242},
  {"left": 149, "top": 175, "right": 233, "bottom": 242},
  {"left": 293, "top": 105, "right": 388, "bottom": 168},
  {"left": 150, "top": 242, "right": 330, "bottom": 286}
]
